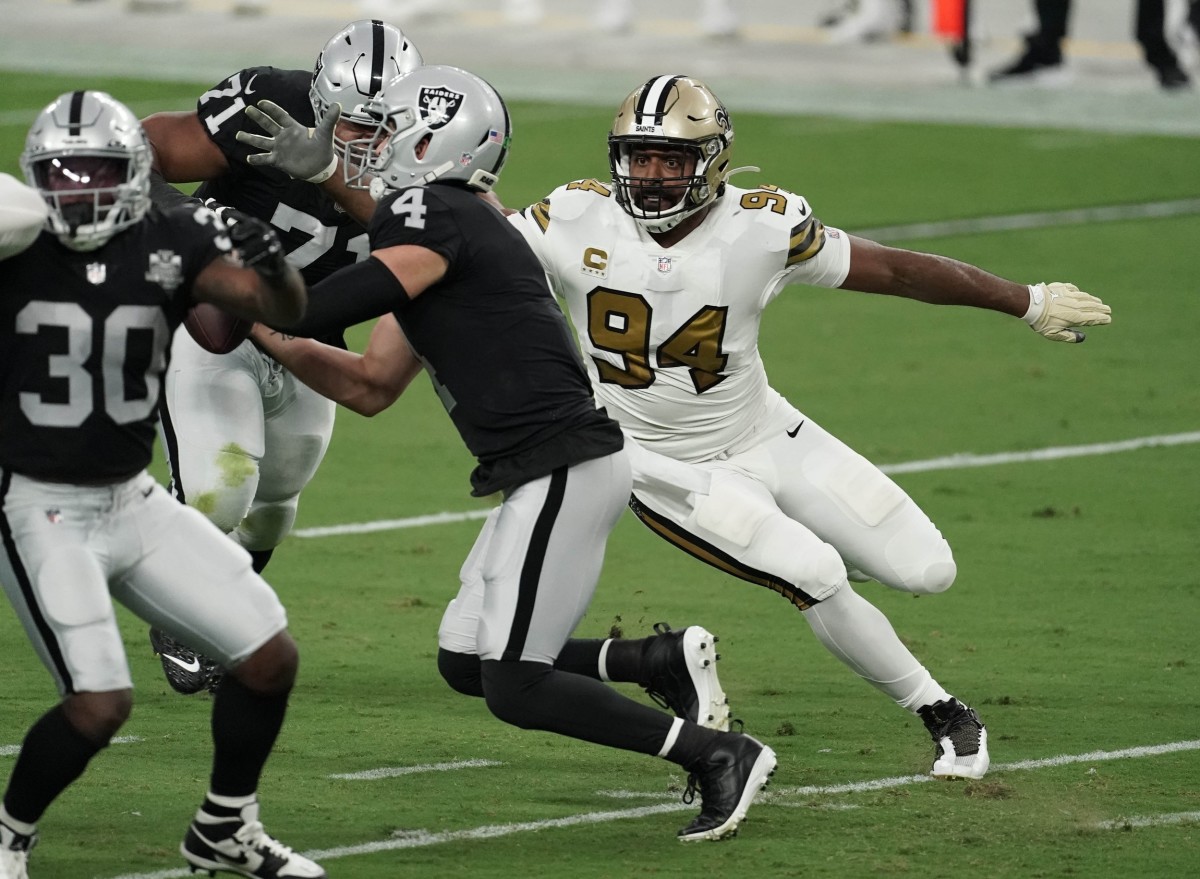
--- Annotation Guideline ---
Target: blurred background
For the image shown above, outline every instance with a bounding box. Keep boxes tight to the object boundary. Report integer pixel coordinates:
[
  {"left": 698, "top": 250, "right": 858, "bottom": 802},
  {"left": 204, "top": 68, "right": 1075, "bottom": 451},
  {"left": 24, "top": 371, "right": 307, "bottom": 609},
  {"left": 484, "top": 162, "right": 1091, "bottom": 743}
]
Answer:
[{"left": 2, "top": 0, "right": 1197, "bottom": 135}]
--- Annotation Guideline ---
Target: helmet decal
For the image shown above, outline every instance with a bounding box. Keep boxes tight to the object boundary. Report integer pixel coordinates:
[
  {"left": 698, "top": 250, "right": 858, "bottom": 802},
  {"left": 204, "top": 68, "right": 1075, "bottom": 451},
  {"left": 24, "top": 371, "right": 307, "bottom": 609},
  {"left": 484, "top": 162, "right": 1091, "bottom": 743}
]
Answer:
[
  {"left": 342, "top": 65, "right": 511, "bottom": 194},
  {"left": 418, "top": 86, "right": 464, "bottom": 129}
]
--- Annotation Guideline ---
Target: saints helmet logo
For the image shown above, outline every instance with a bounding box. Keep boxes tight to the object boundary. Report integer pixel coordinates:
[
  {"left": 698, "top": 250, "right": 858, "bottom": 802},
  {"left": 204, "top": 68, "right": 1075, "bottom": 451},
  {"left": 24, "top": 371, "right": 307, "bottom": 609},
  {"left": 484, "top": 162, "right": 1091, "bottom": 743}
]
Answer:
[{"left": 418, "top": 86, "right": 464, "bottom": 130}]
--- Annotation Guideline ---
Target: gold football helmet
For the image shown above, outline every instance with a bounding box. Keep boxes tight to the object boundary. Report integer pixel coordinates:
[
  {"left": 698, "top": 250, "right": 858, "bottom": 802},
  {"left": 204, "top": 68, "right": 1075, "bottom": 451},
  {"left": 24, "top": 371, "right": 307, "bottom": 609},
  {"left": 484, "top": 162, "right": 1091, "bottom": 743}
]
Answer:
[{"left": 608, "top": 74, "right": 733, "bottom": 232}]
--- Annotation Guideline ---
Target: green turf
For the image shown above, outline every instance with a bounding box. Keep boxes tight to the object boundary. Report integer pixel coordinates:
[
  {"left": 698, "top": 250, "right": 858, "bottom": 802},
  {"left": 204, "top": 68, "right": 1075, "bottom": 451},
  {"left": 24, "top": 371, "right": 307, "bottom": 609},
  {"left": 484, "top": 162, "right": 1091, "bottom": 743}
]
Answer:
[{"left": 1, "top": 71, "right": 1198, "bottom": 878}]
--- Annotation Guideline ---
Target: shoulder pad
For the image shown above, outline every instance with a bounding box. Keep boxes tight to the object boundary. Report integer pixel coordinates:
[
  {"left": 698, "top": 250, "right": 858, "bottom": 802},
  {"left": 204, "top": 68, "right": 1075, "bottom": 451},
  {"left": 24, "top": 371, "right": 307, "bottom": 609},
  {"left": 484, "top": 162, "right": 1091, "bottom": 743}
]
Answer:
[
  {"left": 527, "top": 179, "right": 615, "bottom": 226},
  {"left": 726, "top": 183, "right": 825, "bottom": 262}
]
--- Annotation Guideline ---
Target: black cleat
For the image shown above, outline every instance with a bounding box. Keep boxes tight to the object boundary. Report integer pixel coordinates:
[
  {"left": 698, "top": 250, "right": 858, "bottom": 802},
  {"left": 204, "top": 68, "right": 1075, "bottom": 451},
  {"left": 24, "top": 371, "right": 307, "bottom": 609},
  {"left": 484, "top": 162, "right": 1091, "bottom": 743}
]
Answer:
[
  {"left": 150, "top": 627, "right": 223, "bottom": 695},
  {"left": 640, "top": 622, "right": 732, "bottom": 731},
  {"left": 918, "top": 697, "right": 990, "bottom": 780},
  {"left": 989, "top": 38, "right": 1067, "bottom": 85},
  {"left": 677, "top": 732, "right": 776, "bottom": 842}
]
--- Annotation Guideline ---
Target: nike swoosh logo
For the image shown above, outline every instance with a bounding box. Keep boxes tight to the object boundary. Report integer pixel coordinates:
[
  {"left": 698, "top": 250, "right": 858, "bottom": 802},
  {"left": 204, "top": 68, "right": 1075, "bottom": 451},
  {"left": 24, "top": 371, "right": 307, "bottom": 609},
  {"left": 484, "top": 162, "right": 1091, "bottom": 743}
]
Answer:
[
  {"left": 162, "top": 653, "right": 201, "bottom": 673},
  {"left": 786, "top": 421, "right": 805, "bottom": 438},
  {"left": 244, "top": 73, "right": 259, "bottom": 95}
]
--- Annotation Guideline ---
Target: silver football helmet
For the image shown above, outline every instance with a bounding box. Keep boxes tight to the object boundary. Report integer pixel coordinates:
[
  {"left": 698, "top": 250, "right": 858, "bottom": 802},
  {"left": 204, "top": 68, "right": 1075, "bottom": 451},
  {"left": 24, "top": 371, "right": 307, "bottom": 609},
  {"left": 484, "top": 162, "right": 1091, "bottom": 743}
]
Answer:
[
  {"left": 608, "top": 74, "right": 734, "bottom": 233},
  {"left": 310, "top": 19, "right": 423, "bottom": 155},
  {"left": 19, "top": 90, "right": 152, "bottom": 252},
  {"left": 342, "top": 65, "right": 512, "bottom": 194}
]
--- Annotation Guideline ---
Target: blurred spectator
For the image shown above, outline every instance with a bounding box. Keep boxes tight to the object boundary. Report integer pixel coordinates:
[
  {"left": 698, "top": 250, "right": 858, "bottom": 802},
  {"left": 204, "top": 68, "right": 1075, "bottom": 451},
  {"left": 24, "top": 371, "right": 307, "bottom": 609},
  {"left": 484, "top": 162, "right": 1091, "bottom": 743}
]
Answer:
[
  {"left": 819, "top": 0, "right": 913, "bottom": 43},
  {"left": 990, "top": 0, "right": 1193, "bottom": 89},
  {"left": 126, "top": 0, "right": 267, "bottom": 12},
  {"left": 596, "top": 0, "right": 739, "bottom": 38}
]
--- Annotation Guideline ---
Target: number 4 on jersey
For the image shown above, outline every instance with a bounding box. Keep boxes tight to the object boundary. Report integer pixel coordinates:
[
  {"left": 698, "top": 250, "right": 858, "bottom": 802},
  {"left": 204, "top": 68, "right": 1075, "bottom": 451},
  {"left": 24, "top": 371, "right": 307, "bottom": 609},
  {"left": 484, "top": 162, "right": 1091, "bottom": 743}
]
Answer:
[{"left": 389, "top": 188, "right": 428, "bottom": 229}]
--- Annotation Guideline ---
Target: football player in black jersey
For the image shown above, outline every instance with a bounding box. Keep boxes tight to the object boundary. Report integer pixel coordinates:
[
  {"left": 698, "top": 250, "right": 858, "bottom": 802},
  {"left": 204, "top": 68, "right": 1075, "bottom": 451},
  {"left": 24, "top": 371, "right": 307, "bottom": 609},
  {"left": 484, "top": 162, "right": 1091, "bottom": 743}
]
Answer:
[
  {"left": 0, "top": 92, "right": 324, "bottom": 878},
  {"left": 242, "top": 65, "right": 776, "bottom": 843},
  {"left": 137, "top": 19, "right": 422, "bottom": 694}
]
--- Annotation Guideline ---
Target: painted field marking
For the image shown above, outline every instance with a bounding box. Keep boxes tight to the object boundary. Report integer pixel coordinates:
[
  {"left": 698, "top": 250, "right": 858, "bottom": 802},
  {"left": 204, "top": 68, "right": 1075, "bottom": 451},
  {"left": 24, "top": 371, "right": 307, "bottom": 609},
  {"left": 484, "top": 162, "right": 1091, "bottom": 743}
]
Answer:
[
  {"left": 1095, "top": 811, "right": 1200, "bottom": 830},
  {"left": 0, "top": 735, "right": 141, "bottom": 758},
  {"left": 106, "top": 738, "right": 1200, "bottom": 879},
  {"left": 857, "top": 198, "right": 1200, "bottom": 243},
  {"left": 291, "top": 431, "right": 1200, "bottom": 539},
  {"left": 328, "top": 759, "right": 503, "bottom": 780}
]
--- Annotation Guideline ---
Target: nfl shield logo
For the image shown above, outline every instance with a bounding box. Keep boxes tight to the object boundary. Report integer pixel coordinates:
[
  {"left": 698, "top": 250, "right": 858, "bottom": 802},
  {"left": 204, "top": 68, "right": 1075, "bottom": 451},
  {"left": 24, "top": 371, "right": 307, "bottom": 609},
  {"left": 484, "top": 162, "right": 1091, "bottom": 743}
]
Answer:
[
  {"left": 657, "top": 256, "right": 673, "bottom": 274},
  {"left": 86, "top": 262, "right": 106, "bottom": 285}
]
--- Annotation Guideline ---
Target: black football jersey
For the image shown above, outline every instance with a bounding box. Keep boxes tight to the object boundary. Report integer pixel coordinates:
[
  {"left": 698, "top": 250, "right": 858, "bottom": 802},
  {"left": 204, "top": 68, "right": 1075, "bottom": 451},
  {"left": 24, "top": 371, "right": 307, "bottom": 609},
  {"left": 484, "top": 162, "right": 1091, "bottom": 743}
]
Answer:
[
  {"left": 0, "top": 206, "right": 227, "bottom": 482},
  {"left": 371, "top": 183, "right": 624, "bottom": 496},
  {"left": 192, "top": 67, "right": 370, "bottom": 287}
]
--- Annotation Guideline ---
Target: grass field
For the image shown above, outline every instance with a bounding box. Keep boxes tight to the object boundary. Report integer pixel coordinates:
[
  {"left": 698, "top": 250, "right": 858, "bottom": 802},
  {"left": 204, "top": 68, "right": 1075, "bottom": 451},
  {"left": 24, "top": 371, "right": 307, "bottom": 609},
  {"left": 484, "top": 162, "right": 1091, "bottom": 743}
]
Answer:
[{"left": 1, "top": 71, "right": 1198, "bottom": 878}]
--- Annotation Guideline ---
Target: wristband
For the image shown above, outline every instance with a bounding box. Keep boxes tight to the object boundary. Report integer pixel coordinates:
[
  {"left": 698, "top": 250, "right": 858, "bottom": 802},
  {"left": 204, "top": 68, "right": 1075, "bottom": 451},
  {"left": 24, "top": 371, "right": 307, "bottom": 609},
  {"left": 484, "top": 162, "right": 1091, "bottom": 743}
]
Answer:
[
  {"left": 304, "top": 156, "right": 338, "bottom": 185},
  {"left": 1021, "top": 283, "right": 1046, "bottom": 326}
]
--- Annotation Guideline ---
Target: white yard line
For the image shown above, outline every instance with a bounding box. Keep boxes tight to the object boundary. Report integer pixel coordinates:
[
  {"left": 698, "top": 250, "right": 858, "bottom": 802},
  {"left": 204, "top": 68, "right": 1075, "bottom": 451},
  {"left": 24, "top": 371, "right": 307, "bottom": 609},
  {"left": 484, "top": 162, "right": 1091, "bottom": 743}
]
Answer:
[
  {"left": 0, "top": 735, "right": 141, "bottom": 758},
  {"left": 106, "top": 738, "right": 1200, "bottom": 879},
  {"left": 291, "top": 431, "right": 1200, "bottom": 539},
  {"left": 328, "top": 759, "right": 503, "bottom": 781},
  {"left": 1095, "top": 811, "right": 1200, "bottom": 830}
]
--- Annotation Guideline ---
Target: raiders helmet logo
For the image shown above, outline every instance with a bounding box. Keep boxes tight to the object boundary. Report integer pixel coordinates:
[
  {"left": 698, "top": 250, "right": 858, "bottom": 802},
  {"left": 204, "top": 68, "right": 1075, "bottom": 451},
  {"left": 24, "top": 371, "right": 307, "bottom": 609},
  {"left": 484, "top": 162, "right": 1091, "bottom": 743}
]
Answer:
[{"left": 418, "top": 85, "right": 464, "bottom": 130}]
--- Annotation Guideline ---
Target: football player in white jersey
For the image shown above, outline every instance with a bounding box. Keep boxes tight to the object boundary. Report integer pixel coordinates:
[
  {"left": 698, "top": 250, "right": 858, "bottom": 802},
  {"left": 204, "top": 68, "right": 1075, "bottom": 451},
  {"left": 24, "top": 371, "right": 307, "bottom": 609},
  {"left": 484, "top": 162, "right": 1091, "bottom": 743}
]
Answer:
[{"left": 505, "top": 74, "right": 1112, "bottom": 780}]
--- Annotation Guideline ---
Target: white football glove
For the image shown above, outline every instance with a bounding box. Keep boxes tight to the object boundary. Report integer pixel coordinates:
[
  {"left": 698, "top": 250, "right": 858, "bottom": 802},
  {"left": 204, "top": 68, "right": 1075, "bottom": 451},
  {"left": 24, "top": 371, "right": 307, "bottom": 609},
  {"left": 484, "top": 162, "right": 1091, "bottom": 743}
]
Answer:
[
  {"left": 236, "top": 100, "right": 341, "bottom": 184},
  {"left": 1022, "top": 282, "right": 1111, "bottom": 343}
]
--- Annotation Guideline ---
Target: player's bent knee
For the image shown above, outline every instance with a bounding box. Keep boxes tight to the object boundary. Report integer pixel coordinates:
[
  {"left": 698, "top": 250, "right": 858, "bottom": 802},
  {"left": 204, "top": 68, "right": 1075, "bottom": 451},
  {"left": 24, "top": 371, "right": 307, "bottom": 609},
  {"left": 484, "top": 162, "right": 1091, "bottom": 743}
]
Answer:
[
  {"left": 479, "top": 659, "right": 552, "bottom": 728},
  {"left": 915, "top": 557, "right": 957, "bottom": 594},
  {"left": 438, "top": 648, "right": 485, "bottom": 698},
  {"left": 63, "top": 690, "right": 133, "bottom": 743},
  {"left": 233, "top": 630, "right": 298, "bottom": 695},
  {"left": 778, "top": 540, "right": 847, "bottom": 603},
  {"left": 890, "top": 544, "right": 957, "bottom": 594}
]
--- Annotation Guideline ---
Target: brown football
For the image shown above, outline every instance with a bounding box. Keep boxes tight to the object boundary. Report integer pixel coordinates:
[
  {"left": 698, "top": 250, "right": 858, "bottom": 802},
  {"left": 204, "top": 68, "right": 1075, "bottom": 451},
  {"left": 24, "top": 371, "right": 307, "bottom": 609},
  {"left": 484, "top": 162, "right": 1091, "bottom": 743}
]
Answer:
[{"left": 184, "top": 302, "right": 252, "bottom": 354}]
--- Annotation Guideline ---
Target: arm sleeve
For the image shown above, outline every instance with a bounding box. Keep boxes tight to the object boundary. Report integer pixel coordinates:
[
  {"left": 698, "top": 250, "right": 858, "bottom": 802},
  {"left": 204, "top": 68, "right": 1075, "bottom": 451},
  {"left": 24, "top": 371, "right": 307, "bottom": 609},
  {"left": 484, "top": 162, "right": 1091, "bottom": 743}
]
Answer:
[
  {"left": 271, "top": 255, "right": 409, "bottom": 338},
  {"left": 149, "top": 169, "right": 202, "bottom": 211}
]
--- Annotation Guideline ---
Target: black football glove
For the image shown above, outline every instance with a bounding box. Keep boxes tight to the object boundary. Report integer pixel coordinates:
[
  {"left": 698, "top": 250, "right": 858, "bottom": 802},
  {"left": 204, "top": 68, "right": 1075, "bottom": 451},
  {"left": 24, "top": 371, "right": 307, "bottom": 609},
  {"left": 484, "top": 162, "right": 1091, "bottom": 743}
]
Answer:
[
  {"left": 227, "top": 214, "right": 289, "bottom": 281},
  {"left": 202, "top": 197, "right": 254, "bottom": 229}
]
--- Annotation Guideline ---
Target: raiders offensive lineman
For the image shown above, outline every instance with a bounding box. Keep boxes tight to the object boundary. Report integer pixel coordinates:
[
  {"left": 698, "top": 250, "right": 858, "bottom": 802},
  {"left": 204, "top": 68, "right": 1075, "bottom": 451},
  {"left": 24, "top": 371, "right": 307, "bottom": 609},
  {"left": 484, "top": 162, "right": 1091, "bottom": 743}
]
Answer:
[
  {"left": 139, "top": 19, "right": 422, "bottom": 693},
  {"left": 505, "top": 75, "right": 1112, "bottom": 780},
  {"left": 240, "top": 65, "right": 776, "bottom": 842},
  {"left": 0, "top": 92, "right": 323, "bottom": 879}
]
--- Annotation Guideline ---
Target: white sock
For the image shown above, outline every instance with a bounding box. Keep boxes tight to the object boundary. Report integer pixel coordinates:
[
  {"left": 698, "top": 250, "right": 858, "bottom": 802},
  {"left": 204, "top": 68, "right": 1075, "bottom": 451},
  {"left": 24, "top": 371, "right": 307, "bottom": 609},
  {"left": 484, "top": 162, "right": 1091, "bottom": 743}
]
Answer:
[
  {"left": 0, "top": 805, "right": 36, "bottom": 836},
  {"left": 803, "top": 584, "right": 952, "bottom": 712}
]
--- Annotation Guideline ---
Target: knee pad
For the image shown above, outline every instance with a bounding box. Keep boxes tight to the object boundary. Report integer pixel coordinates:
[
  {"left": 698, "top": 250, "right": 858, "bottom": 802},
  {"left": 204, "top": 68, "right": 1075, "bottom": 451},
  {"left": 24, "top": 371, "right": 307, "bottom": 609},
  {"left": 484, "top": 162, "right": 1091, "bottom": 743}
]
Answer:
[
  {"left": 232, "top": 498, "right": 298, "bottom": 551},
  {"left": 884, "top": 526, "right": 957, "bottom": 594},
  {"left": 777, "top": 537, "right": 847, "bottom": 604},
  {"left": 438, "top": 648, "right": 485, "bottom": 698}
]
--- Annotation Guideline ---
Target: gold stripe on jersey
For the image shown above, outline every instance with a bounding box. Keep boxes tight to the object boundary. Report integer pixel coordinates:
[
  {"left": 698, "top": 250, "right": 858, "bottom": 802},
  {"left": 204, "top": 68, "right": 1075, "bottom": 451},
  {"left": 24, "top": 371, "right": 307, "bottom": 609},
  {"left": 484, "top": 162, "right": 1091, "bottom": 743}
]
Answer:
[
  {"left": 787, "top": 216, "right": 826, "bottom": 266},
  {"left": 629, "top": 496, "right": 819, "bottom": 610},
  {"left": 565, "top": 178, "right": 614, "bottom": 197},
  {"left": 529, "top": 199, "right": 551, "bottom": 233}
]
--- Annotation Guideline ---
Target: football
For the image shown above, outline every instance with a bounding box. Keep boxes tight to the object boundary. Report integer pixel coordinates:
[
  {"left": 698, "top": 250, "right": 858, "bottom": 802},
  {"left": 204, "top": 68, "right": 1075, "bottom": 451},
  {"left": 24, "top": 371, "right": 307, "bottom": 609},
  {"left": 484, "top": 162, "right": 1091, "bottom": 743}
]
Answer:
[
  {"left": 0, "top": 172, "right": 49, "bottom": 260},
  {"left": 184, "top": 302, "right": 252, "bottom": 354}
]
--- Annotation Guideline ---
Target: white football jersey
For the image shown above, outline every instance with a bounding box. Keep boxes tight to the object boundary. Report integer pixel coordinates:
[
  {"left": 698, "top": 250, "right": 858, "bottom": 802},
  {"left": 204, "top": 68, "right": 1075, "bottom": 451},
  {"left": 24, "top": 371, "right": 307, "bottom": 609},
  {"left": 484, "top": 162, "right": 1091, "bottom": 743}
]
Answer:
[{"left": 509, "top": 179, "right": 850, "bottom": 461}]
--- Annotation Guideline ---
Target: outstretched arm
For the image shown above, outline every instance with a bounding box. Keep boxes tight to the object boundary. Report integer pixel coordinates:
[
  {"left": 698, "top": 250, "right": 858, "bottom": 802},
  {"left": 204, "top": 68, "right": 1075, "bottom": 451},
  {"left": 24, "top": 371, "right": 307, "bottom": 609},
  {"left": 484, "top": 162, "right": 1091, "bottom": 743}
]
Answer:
[
  {"left": 842, "top": 235, "right": 1111, "bottom": 342},
  {"left": 250, "top": 315, "right": 423, "bottom": 416}
]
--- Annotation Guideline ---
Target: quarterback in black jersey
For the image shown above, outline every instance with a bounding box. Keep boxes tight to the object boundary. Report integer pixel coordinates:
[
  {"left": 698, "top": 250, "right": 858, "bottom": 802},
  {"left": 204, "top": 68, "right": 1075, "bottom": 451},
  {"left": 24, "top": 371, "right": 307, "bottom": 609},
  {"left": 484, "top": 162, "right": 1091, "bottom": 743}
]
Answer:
[
  {"left": 0, "top": 91, "right": 326, "bottom": 878},
  {"left": 139, "top": 19, "right": 422, "bottom": 693},
  {"left": 244, "top": 64, "right": 776, "bottom": 842}
]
